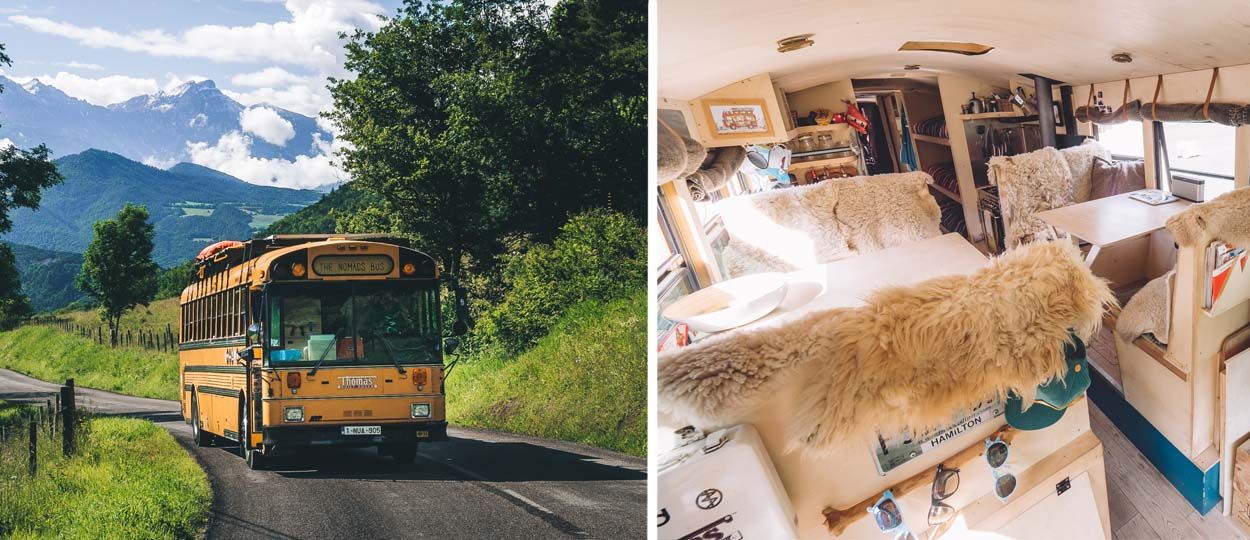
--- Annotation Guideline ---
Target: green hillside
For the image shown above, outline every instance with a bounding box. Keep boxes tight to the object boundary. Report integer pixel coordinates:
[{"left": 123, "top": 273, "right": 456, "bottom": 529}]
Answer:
[
  {"left": 5, "top": 242, "right": 84, "bottom": 312},
  {"left": 2, "top": 149, "right": 321, "bottom": 265},
  {"left": 262, "top": 182, "right": 382, "bottom": 235}
]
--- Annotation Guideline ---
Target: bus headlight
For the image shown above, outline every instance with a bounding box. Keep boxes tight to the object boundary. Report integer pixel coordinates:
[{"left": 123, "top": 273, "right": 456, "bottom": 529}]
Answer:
[
  {"left": 411, "top": 403, "right": 431, "bottom": 418},
  {"left": 284, "top": 406, "right": 305, "bottom": 423}
]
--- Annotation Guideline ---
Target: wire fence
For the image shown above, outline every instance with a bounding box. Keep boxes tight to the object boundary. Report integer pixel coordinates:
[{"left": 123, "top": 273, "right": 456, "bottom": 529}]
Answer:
[
  {"left": 28, "top": 317, "right": 178, "bottom": 353},
  {"left": 0, "top": 380, "right": 89, "bottom": 505}
]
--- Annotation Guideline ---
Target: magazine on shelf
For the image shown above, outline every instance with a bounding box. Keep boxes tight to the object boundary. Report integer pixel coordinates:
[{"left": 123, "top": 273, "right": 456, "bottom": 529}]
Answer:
[{"left": 1204, "top": 241, "right": 1247, "bottom": 309}]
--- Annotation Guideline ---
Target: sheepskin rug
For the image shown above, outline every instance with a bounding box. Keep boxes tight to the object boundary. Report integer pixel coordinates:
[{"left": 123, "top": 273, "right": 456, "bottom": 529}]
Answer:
[
  {"left": 1061, "top": 140, "right": 1112, "bottom": 203},
  {"left": 717, "top": 171, "right": 941, "bottom": 276},
  {"left": 657, "top": 241, "right": 1115, "bottom": 455},
  {"left": 1167, "top": 187, "right": 1250, "bottom": 248},
  {"left": 1117, "top": 271, "right": 1174, "bottom": 344},
  {"left": 991, "top": 147, "right": 1075, "bottom": 248}
]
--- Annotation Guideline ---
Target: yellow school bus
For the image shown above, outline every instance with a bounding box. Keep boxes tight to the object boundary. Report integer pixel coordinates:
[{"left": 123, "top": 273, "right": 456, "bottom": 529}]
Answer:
[{"left": 179, "top": 234, "right": 451, "bottom": 469}]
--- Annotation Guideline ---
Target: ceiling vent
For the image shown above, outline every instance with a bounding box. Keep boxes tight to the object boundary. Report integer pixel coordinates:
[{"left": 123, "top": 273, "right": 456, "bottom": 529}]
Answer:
[
  {"left": 777, "top": 34, "right": 815, "bottom": 53},
  {"left": 898, "top": 41, "right": 993, "bottom": 56}
]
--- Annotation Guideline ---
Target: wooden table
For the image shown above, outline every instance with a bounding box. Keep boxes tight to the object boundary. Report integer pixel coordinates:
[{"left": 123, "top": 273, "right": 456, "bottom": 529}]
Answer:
[{"left": 1035, "top": 193, "right": 1192, "bottom": 266}]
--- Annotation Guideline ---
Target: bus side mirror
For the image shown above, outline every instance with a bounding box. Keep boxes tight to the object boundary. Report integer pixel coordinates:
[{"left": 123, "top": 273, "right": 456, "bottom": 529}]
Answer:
[
  {"left": 443, "top": 337, "right": 459, "bottom": 355},
  {"left": 247, "top": 323, "right": 261, "bottom": 345},
  {"left": 239, "top": 348, "right": 255, "bottom": 361}
]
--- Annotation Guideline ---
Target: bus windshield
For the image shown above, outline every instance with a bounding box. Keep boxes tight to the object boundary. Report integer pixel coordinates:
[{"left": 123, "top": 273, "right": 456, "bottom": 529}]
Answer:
[{"left": 266, "top": 281, "right": 441, "bottom": 366}]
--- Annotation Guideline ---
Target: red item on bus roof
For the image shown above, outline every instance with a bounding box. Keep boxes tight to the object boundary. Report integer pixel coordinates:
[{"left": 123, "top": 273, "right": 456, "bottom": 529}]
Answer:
[{"left": 197, "top": 240, "right": 243, "bottom": 261}]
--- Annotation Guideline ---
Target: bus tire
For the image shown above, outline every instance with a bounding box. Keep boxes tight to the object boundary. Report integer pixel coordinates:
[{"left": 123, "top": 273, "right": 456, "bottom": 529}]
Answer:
[
  {"left": 390, "top": 443, "right": 417, "bottom": 465},
  {"left": 239, "top": 399, "right": 266, "bottom": 470},
  {"left": 191, "top": 391, "right": 212, "bottom": 448}
]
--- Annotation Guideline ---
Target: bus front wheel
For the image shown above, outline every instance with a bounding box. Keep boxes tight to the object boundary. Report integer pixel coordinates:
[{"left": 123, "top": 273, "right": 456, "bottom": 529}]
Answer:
[{"left": 239, "top": 399, "right": 266, "bottom": 470}]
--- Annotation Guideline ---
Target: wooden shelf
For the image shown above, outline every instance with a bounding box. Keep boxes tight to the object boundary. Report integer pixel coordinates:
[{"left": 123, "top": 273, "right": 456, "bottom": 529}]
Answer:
[
  {"left": 913, "top": 134, "right": 951, "bottom": 146},
  {"left": 789, "top": 155, "right": 858, "bottom": 169},
  {"left": 928, "top": 182, "right": 961, "bottom": 203},
  {"left": 790, "top": 124, "right": 851, "bottom": 137},
  {"left": 960, "top": 111, "right": 1026, "bottom": 121}
]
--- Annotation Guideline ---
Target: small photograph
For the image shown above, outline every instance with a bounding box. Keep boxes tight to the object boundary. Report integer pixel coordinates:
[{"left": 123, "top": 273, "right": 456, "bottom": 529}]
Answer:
[
  {"left": 655, "top": 2, "right": 1250, "bottom": 539},
  {"left": 0, "top": 0, "right": 645, "bottom": 538}
]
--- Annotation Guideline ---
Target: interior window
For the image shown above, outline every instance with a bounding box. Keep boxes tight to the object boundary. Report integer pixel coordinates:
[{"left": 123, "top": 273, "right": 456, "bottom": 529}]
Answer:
[
  {"left": 1098, "top": 120, "right": 1145, "bottom": 159},
  {"left": 1162, "top": 121, "right": 1236, "bottom": 184}
]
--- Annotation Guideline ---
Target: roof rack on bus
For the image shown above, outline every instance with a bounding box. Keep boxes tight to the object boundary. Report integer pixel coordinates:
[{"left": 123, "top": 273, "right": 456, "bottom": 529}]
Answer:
[{"left": 255, "top": 234, "right": 412, "bottom": 249}]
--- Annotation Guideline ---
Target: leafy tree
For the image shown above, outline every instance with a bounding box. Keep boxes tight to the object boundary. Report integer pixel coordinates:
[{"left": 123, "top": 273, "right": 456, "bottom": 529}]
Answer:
[
  {"left": 327, "top": 0, "right": 645, "bottom": 291},
  {"left": 156, "top": 259, "right": 194, "bottom": 300},
  {"left": 76, "top": 204, "right": 160, "bottom": 343},
  {"left": 0, "top": 42, "right": 65, "bottom": 328},
  {"left": 476, "top": 210, "right": 644, "bottom": 353}
]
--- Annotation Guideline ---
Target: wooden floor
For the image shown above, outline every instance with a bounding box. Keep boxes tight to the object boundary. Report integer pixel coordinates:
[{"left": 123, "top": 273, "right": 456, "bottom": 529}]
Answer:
[{"left": 1087, "top": 317, "right": 1246, "bottom": 540}]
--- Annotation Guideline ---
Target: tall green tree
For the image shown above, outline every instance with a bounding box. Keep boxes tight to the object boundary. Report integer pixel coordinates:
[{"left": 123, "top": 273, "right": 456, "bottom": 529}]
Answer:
[
  {"left": 327, "top": 0, "right": 645, "bottom": 290},
  {"left": 76, "top": 204, "right": 159, "bottom": 343},
  {"left": 0, "top": 43, "right": 65, "bottom": 329}
]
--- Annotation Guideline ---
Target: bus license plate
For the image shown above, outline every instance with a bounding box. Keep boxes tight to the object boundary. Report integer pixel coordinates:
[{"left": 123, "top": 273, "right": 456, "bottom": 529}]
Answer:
[{"left": 342, "top": 426, "right": 381, "bottom": 435}]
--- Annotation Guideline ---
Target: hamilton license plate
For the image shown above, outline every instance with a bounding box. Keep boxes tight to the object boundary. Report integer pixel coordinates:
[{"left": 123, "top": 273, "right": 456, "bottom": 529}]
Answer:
[{"left": 341, "top": 426, "right": 382, "bottom": 435}]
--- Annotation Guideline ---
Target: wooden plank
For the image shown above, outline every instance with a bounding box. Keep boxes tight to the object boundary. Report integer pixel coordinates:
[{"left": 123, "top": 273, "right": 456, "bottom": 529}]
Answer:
[
  {"left": 1115, "top": 514, "right": 1163, "bottom": 540},
  {"left": 928, "top": 182, "right": 961, "bottom": 203},
  {"left": 913, "top": 133, "right": 951, "bottom": 146},
  {"left": 1106, "top": 477, "right": 1141, "bottom": 533}
]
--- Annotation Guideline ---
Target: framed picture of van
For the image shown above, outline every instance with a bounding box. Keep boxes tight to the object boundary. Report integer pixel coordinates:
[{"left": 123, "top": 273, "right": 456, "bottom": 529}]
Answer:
[{"left": 701, "top": 98, "right": 775, "bottom": 138}]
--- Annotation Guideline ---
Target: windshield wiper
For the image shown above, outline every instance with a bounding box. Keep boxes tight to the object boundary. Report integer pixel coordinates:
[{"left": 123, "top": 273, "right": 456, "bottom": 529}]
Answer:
[
  {"left": 307, "top": 331, "right": 340, "bottom": 377},
  {"left": 373, "top": 333, "right": 406, "bottom": 375}
]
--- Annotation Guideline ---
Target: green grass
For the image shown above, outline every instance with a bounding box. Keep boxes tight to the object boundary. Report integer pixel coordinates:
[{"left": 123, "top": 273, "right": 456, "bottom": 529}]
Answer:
[
  {"left": 0, "top": 326, "right": 178, "bottom": 400},
  {"left": 0, "top": 412, "right": 211, "bottom": 539},
  {"left": 248, "top": 214, "right": 283, "bottom": 229},
  {"left": 447, "top": 289, "right": 646, "bottom": 456}
]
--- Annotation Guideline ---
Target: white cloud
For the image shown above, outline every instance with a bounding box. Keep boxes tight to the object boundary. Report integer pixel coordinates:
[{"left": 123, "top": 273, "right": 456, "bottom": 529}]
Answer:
[
  {"left": 0, "top": 138, "right": 13, "bottom": 149},
  {"left": 240, "top": 106, "right": 295, "bottom": 146},
  {"left": 9, "top": 1, "right": 387, "bottom": 71},
  {"left": 56, "top": 61, "right": 105, "bottom": 71},
  {"left": 187, "top": 131, "right": 346, "bottom": 189},
  {"left": 9, "top": 72, "right": 158, "bottom": 105},
  {"left": 231, "top": 67, "right": 305, "bottom": 88},
  {"left": 222, "top": 83, "right": 328, "bottom": 118},
  {"left": 142, "top": 155, "right": 177, "bottom": 169},
  {"left": 161, "top": 74, "right": 209, "bottom": 94}
]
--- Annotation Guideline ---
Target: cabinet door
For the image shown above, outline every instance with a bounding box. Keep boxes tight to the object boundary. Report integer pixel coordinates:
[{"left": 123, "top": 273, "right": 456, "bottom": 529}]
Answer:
[{"left": 997, "top": 472, "right": 1105, "bottom": 540}]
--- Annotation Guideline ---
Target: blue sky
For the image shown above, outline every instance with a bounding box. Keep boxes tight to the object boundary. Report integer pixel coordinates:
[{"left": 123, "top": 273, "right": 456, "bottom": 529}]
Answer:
[{"left": 0, "top": 0, "right": 406, "bottom": 115}]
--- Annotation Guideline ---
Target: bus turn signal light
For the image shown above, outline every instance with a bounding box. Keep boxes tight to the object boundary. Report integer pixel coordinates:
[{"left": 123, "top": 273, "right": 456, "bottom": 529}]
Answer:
[
  {"left": 286, "top": 372, "right": 302, "bottom": 390},
  {"left": 291, "top": 263, "right": 306, "bottom": 277},
  {"left": 414, "top": 369, "right": 428, "bottom": 388},
  {"left": 402, "top": 262, "right": 416, "bottom": 275}
]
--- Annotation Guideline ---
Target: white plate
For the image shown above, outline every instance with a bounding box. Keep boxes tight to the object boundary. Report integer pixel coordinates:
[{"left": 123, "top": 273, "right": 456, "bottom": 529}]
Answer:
[
  {"left": 342, "top": 426, "right": 382, "bottom": 435},
  {"left": 662, "top": 272, "right": 788, "bottom": 333}
]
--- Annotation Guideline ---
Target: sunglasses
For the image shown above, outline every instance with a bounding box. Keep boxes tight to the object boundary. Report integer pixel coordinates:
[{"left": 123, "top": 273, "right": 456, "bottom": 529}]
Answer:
[
  {"left": 928, "top": 464, "right": 960, "bottom": 525},
  {"left": 868, "top": 490, "right": 919, "bottom": 540},
  {"left": 985, "top": 437, "right": 1017, "bottom": 501}
]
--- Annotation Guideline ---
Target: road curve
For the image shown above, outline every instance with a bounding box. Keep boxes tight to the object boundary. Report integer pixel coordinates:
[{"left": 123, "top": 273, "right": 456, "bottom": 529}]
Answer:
[{"left": 0, "top": 369, "right": 646, "bottom": 539}]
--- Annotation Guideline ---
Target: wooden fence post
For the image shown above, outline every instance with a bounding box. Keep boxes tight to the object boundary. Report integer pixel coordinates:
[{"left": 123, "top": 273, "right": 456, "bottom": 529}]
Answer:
[
  {"left": 61, "top": 379, "right": 76, "bottom": 456},
  {"left": 28, "top": 420, "right": 37, "bottom": 475}
]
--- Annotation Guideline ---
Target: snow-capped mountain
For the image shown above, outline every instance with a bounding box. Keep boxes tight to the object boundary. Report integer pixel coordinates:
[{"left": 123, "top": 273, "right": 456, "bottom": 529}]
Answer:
[{"left": 0, "top": 77, "right": 331, "bottom": 164}]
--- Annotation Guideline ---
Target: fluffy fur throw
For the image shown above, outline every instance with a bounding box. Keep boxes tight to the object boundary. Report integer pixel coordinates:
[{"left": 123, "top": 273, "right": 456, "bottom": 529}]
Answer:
[
  {"left": 717, "top": 171, "right": 941, "bottom": 277},
  {"left": 1117, "top": 271, "right": 1174, "bottom": 344},
  {"left": 1078, "top": 100, "right": 1250, "bottom": 128},
  {"left": 658, "top": 241, "right": 1115, "bottom": 454},
  {"left": 991, "top": 147, "right": 1075, "bottom": 248},
  {"left": 1061, "top": 141, "right": 1111, "bottom": 203},
  {"left": 687, "top": 146, "right": 746, "bottom": 199},
  {"left": 657, "top": 122, "right": 706, "bottom": 184},
  {"left": 1166, "top": 187, "right": 1250, "bottom": 248}
]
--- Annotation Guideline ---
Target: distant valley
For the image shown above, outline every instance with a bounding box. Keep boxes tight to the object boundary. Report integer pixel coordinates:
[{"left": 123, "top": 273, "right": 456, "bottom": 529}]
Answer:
[{"left": 3, "top": 149, "right": 322, "bottom": 267}]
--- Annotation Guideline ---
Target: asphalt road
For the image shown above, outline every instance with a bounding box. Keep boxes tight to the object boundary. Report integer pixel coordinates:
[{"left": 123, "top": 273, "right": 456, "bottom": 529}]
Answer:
[{"left": 0, "top": 369, "right": 647, "bottom": 539}]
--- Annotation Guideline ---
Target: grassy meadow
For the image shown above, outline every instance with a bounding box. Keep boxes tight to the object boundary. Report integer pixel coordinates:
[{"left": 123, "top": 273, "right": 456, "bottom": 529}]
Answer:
[{"left": 0, "top": 403, "right": 210, "bottom": 539}]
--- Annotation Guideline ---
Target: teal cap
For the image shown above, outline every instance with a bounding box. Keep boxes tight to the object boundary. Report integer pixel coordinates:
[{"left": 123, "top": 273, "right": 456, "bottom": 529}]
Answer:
[{"left": 1006, "top": 337, "right": 1090, "bottom": 431}]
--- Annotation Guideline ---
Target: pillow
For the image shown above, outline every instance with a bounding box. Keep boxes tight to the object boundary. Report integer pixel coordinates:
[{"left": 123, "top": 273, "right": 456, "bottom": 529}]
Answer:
[{"left": 1090, "top": 158, "right": 1146, "bottom": 200}]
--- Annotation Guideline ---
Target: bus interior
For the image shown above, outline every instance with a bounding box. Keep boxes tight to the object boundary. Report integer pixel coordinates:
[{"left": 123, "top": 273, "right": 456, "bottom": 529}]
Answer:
[{"left": 655, "top": 2, "right": 1250, "bottom": 539}]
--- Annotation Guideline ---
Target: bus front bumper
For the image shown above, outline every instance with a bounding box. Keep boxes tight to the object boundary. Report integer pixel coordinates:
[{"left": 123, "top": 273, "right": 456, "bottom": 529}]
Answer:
[{"left": 262, "top": 421, "right": 448, "bottom": 453}]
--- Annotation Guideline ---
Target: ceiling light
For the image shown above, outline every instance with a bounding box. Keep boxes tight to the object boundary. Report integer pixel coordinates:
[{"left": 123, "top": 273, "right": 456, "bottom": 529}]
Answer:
[
  {"left": 1111, "top": 52, "right": 1133, "bottom": 63},
  {"left": 899, "top": 41, "right": 993, "bottom": 56},
  {"left": 777, "top": 34, "right": 815, "bottom": 53}
]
